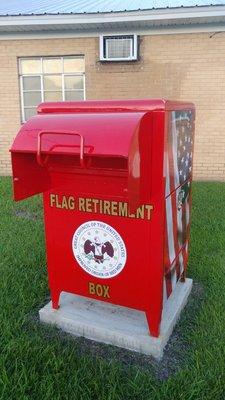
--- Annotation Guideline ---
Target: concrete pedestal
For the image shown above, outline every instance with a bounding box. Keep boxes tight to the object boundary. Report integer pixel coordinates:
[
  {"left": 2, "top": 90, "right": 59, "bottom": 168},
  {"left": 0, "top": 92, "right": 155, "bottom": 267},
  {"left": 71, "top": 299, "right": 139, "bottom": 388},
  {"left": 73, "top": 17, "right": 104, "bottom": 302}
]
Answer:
[{"left": 39, "top": 278, "right": 192, "bottom": 360}]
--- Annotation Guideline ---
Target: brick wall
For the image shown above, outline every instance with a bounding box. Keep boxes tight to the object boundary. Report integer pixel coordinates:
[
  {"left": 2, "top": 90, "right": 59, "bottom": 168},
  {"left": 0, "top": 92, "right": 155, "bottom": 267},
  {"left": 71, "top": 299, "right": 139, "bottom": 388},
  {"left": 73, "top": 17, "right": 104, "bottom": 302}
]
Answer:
[{"left": 0, "top": 33, "right": 225, "bottom": 179}]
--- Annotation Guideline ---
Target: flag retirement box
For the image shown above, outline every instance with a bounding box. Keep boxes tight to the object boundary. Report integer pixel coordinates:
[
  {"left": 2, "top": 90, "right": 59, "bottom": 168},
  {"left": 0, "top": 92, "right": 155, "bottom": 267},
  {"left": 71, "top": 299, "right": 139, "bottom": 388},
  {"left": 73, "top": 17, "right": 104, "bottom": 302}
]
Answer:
[{"left": 10, "top": 99, "right": 195, "bottom": 357}]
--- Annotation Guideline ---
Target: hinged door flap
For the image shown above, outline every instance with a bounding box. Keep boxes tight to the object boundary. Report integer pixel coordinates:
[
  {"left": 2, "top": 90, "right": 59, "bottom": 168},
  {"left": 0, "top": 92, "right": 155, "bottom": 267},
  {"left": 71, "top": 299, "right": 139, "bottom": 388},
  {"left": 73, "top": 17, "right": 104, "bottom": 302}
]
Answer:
[
  {"left": 10, "top": 110, "right": 147, "bottom": 201},
  {"left": 10, "top": 112, "right": 146, "bottom": 158},
  {"left": 128, "top": 112, "right": 152, "bottom": 212},
  {"left": 11, "top": 152, "right": 51, "bottom": 201}
]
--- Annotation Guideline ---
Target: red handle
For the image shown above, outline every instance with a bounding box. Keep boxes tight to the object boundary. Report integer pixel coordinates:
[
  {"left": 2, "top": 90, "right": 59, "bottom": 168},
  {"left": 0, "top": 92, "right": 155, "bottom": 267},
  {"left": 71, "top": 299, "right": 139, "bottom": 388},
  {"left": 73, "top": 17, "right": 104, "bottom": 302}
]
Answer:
[{"left": 37, "top": 130, "right": 85, "bottom": 168}]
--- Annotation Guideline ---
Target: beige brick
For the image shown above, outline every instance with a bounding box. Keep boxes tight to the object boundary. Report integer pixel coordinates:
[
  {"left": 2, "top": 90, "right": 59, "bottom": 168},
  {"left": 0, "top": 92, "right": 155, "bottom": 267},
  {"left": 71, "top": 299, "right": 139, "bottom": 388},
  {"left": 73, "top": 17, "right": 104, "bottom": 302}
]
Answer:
[{"left": 0, "top": 33, "right": 224, "bottom": 179}]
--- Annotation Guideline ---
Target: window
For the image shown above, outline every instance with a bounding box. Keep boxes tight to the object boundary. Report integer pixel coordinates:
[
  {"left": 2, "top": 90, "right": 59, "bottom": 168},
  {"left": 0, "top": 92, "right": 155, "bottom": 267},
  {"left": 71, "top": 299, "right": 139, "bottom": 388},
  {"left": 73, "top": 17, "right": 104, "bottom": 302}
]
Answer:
[
  {"left": 19, "top": 56, "right": 85, "bottom": 122},
  {"left": 100, "top": 35, "right": 138, "bottom": 61}
]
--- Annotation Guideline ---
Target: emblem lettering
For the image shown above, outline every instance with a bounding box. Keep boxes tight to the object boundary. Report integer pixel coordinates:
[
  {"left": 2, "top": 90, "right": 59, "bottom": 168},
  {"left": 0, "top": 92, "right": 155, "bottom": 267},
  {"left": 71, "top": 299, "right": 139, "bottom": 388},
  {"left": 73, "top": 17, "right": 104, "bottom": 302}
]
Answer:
[
  {"left": 50, "top": 194, "right": 75, "bottom": 210},
  {"left": 50, "top": 194, "right": 154, "bottom": 221},
  {"left": 88, "top": 282, "right": 110, "bottom": 298},
  {"left": 72, "top": 221, "right": 127, "bottom": 279},
  {"left": 88, "top": 282, "right": 95, "bottom": 295}
]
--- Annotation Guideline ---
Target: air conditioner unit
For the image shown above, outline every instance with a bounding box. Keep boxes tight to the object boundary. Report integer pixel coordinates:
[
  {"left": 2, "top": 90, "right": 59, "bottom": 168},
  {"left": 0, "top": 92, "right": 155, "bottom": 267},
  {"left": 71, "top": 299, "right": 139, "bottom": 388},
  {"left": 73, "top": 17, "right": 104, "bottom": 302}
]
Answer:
[{"left": 100, "top": 35, "right": 138, "bottom": 61}]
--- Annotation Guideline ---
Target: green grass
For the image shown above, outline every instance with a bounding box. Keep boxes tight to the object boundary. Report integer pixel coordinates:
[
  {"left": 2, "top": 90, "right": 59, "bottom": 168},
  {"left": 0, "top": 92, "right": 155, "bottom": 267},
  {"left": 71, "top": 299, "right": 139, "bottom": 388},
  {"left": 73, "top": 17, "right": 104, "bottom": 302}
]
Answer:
[{"left": 0, "top": 177, "right": 225, "bottom": 400}]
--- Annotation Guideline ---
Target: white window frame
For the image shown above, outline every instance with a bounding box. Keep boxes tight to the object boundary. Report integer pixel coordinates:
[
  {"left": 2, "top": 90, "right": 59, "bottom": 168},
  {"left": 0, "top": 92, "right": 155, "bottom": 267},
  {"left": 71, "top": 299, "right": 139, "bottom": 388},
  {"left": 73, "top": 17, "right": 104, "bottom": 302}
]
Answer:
[
  {"left": 100, "top": 34, "right": 138, "bottom": 61},
  {"left": 19, "top": 56, "right": 86, "bottom": 123}
]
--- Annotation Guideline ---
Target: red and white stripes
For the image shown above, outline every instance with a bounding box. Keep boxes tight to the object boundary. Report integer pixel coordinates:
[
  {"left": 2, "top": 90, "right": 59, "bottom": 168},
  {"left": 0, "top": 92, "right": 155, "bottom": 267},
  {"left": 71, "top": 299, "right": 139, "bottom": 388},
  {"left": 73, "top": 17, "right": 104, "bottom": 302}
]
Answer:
[{"left": 163, "top": 111, "right": 193, "bottom": 302}]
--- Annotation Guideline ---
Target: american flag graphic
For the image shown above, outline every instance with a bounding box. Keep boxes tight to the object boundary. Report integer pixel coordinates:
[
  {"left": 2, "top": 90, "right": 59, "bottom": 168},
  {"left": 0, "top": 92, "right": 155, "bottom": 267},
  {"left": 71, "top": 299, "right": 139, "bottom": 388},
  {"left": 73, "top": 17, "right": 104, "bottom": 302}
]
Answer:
[{"left": 163, "top": 110, "right": 194, "bottom": 301}]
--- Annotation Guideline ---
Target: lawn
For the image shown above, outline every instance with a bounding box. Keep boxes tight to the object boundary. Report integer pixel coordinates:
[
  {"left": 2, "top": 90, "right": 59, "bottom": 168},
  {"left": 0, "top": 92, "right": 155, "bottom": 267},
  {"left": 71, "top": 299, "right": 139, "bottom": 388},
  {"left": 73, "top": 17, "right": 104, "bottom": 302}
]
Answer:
[{"left": 0, "top": 177, "right": 224, "bottom": 400}]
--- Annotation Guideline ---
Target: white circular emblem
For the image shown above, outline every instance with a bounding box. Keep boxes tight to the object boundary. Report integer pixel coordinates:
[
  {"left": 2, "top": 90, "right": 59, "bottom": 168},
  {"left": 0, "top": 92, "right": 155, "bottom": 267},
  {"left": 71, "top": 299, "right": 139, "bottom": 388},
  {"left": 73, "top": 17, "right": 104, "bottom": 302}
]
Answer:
[{"left": 72, "top": 221, "right": 127, "bottom": 279}]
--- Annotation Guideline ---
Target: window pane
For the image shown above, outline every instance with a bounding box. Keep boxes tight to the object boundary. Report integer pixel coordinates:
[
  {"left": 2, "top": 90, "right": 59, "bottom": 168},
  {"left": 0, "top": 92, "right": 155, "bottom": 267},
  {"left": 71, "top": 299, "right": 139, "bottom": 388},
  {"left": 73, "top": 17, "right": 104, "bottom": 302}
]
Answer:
[
  {"left": 23, "top": 91, "right": 42, "bottom": 107},
  {"left": 44, "top": 91, "right": 62, "bottom": 101},
  {"left": 43, "top": 75, "right": 62, "bottom": 90},
  {"left": 43, "top": 58, "right": 62, "bottom": 73},
  {"left": 20, "top": 59, "right": 41, "bottom": 74},
  {"left": 64, "top": 75, "right": 83, "bottom": 90},
  {"left": 22, "top": 76, "right": 41, "bottom": 90},
  {"left": 65, "top": 91, "right": 84, "bottom": 101},
  {"left": 64, "top": 57, "right": 84, "bottom": 73},
  {"left": 24, "top": 108, "right": 36, "bottom": 120}
]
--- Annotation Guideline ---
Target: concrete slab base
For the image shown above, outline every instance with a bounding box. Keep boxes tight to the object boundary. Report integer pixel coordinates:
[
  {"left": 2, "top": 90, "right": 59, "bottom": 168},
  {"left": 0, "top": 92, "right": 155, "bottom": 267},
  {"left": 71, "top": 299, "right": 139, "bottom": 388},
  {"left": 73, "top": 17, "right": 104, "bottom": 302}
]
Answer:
[{"left": 39, "top": 278, "right": 192, "bottom": 360}]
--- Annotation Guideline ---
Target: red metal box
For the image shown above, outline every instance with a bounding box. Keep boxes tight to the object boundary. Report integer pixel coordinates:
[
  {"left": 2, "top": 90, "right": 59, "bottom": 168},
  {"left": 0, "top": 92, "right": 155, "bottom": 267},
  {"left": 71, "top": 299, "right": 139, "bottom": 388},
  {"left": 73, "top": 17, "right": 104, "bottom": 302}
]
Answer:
[{"left": 10, "top": 99, "right": 195, "bottom": 337}]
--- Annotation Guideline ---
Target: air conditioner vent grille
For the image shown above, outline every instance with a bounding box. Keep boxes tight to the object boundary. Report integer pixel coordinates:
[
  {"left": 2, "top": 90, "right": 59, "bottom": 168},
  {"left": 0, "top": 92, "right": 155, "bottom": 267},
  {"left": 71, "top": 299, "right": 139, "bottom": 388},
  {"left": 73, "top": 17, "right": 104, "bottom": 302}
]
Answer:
[{"left": 100, "top": 35, "right": 138, "bottom": 61}]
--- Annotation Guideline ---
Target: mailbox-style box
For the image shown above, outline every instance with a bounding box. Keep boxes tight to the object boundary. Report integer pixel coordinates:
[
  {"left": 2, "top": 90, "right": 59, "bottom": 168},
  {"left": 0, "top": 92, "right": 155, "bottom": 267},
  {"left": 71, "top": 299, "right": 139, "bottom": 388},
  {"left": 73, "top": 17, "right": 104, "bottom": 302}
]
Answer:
[{"left": 11, "top": 99, "right": 195, "bottom": 338}]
